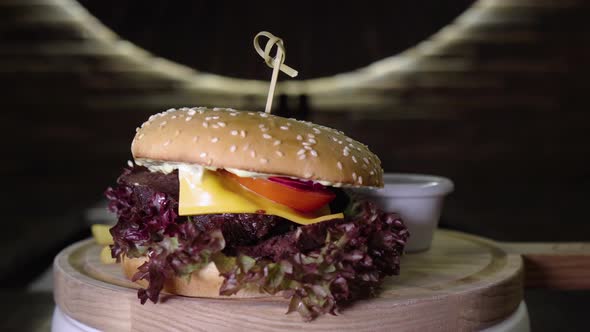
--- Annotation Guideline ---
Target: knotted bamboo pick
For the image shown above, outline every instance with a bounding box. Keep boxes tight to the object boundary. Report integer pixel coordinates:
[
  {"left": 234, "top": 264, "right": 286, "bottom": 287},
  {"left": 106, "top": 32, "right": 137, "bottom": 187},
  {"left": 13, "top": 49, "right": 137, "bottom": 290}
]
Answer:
[{"left": 253, "top": 31, "right": 298, "bottom": 113}]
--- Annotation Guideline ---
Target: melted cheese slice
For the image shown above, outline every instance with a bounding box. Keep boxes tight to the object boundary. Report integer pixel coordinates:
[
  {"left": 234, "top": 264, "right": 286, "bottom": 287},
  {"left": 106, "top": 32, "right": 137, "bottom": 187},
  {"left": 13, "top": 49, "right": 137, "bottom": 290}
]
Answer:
[{"left": 179, "top": 169, "right": 343, "bottom": 225}]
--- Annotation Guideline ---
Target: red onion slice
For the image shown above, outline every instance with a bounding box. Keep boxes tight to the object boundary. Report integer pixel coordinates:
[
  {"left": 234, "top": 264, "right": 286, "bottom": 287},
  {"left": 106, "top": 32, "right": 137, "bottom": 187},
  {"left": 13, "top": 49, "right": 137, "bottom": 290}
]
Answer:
[{"left": 268, "top": 176, "right": 332, "bottom": 193}]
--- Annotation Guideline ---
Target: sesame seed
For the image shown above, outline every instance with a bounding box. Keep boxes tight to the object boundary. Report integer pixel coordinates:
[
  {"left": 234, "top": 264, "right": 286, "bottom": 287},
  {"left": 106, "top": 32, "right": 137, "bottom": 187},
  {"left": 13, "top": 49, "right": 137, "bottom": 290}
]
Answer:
[
  {"left": 240, "top": 130, "right": 247, "bottom": 138},
  {"left": 186, "top": 116, "right": 193, "bottom": 122},
  {"left": 260, "top": 158, "right": 268, "bottom": 164},
  {"left": 248, "top": 112, "right": 255, "bottom": 115},
  {"left": 302, "top": 142, "right": 312, "bottom": 146},
  {"left": 308, "top": 134, "right": 315, "bottom": 138},
  {"left": 127, "top": 160, "right": 133, "bottom": 167},
  {"left": 259, "top": 113, "right": 269, "bottom": 118},
  {"left": 187, "top": 109, "right": 196, "bottom": 116},
  {"left": 280, "top": 126, "right": 289, "bottom": 130},
  {"left": 369, "top": 171, "right": 375, "bottom": 175},
  {"left": 230, "top": 145, "right": 237, "bottom": 152},
  {"left": 304, "top": 171, "right": 312, "bottom": 178},
  {"left": 363, "top": 157, "right": 370, "bottom": 164},
  {"left": 338, "top": 140, "right": 343, "bottom": 144},
  {"left": 250, "top": 150, "right": 256, "bottom": 158},
  {"left": 337, "top": 161, "right": 343, "bottom": 170},
  {"left": 273, "top": 140, "right": 281, "bottom": 146},
  {"left": 276, "top": 150, "right": 284, "bottom": 157},
  {"left": 260, "top": 127, "right": 269, "bottom": 132},
  {"left": 332, "top": 137, "right": 338, "bottom": 142},
  {"left": 205, "top": 116, "right": 212, "bottom": 121},
  {"left": 358, "top": 176, "right": 363, "bottom": 185},
  {"left": 352, "top": 156, "right": 357, "bottom": 163},
  {"left": 352, "top": 172, "right": 357, "bottom": 181},
  {"left": 298, "top": 154, "right": 306, "bottom": 160},
  {"left": 202, "top": 122, "right": 209, "bottom": 128},
  {"left": 138, "top": 134, "right": 144, "bottom": 140},
  {"left": 356, "top": 147, "right": 362, "bottom": 151},
  {"left": 296, "top": 135, "right": 303, "bottom": 141},
  {"left": 200, "top": 152, "right": 207, "bottom": 158},
  {"left": 217, "top": 122, "right": 226, "bottom": 127},
  {"left": 211, "top": 137, "right": 219, "bottom": 143},
  {"left": 286, "top": 122, "right": 292, "bottom": 126},
  {"left": 212, "top": 125, "right": 219, "bottom": 129},
  {"left": 229, "top": 113, "right": 238, "bottom": 117},
  {"left": 212, "top": 116, "right": 220, "bottom": 120},
  {"left": 313, "top": 128, "right": 321, "bottom": 134},
  {"left": 159, "top": 121, "right": 167, "bottom": 127},
  {"left": 263, "top": 134, "right": 272, "bottom": 139},
  {"left": 192, "top": 136, "right": 198, "bottom": 142},
  {"left": 212, "top": 107, "right": 221, "bottom": 111},
  {"left": 303, "top": 146, "right": 312, "bottom": 150},
  {"left": 308, "top": 138, "right": 317, "bottom": 144},
  {"left": 171, "top": 116, "right": 176, "bottom": 120},
  {"left": 297, "top": 149, "right": 306, "bottom": 155},
  {"left": 346, "top": 138, "right": 353, "bottom": 142},
  {"left": 343, "top": 149, "right": 350, "bottom": 156},
  {"left": 163, "top": 140, "right": 171, "bottom": 146},
  {"left": 310, "top": 150, "right": 318, "bottom": 157},
  {"left": 231, "top": 130, "right": 238, "bottom": 136}
]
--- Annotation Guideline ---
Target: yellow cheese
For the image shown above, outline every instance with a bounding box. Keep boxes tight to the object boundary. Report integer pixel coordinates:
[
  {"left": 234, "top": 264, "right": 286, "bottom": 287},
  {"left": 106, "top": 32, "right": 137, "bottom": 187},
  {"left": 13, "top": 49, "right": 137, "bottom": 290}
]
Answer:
[
  {"left": 91, "top": 224, "right": 114, "bottom": 245},
  {"left": 100, "top": 246, "right": 116, "bottom": 264},
  {"left": 179, "top": 169, "right": 343, "bottom": 225}
]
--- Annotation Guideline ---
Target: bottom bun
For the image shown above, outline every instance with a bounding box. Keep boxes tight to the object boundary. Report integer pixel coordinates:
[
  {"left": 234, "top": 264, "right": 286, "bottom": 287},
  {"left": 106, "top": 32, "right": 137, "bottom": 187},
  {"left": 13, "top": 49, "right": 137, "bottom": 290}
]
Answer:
[{"left": 122, "top": 256, "right": 268, "bottom": 298}]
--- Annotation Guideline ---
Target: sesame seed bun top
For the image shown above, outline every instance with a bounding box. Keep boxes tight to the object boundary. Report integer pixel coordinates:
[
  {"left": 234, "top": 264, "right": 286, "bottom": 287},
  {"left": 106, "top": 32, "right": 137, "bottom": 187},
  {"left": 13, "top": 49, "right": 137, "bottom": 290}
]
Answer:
[{"left": 131, "top": 107, "right": 383, "bottom": 187}]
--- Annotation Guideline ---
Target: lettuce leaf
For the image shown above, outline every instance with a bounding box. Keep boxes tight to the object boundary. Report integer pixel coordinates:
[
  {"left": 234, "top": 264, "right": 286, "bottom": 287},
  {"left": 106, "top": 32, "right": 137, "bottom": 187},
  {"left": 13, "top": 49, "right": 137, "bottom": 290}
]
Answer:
[
  {"left": 216, "top": 201, "right": 409, "bottom": 320},
  {"left": 133, "top": 227, "right": 225, "bottom": 304},
  {"left": 106, "top": 177, "right": 409, "bottom": 321}
]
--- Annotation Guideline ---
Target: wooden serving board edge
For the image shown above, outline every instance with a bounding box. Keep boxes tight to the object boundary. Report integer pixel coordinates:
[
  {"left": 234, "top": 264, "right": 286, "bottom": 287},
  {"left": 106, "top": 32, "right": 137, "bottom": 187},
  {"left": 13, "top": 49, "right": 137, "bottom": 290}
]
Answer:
[
  {"left": 54, "top": 239, "right": 134, "bottom": 331},
  {"left": 54, "top": 230, "right": 524, "bottom": 332}
]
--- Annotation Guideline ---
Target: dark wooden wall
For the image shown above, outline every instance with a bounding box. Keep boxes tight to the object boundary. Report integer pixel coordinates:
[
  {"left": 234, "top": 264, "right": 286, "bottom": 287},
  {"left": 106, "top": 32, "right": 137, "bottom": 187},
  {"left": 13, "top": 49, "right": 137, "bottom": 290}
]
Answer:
[
  {"left": 77, "top": 0, "right": 476, "bottom": 80},
  {"left": 1, "top": 0, "right": 590, "bottom": 284}
]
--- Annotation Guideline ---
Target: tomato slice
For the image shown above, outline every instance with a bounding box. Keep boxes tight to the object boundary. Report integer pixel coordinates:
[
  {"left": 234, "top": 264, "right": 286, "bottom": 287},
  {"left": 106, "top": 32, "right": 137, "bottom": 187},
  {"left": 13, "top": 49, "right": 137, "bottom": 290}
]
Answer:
[{"left": 223, "top": 171, "right": 336, "bottom": 212}]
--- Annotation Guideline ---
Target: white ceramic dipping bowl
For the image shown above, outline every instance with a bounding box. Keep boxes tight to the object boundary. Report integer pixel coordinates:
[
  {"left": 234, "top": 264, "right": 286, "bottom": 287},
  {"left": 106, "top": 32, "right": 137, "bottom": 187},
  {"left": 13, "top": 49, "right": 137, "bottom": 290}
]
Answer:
[{"left": 353, "top": 173, "right": 454, "bottom": 252}]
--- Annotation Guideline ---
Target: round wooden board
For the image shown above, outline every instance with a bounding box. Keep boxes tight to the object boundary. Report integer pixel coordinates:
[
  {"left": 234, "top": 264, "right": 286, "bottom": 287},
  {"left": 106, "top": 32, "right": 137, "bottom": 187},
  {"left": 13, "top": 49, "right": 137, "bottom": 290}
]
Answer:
[{"left": 54, "top": 230, "right": 523, "bottom": 332}]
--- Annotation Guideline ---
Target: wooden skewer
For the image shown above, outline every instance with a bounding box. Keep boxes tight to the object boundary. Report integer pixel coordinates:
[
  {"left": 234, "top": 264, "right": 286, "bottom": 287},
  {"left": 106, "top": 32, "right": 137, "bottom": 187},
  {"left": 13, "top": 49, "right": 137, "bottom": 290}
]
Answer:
[
  {"left": 265, "top": 50, "right": 283, "bottom": 113},
  {"left": 253, "top": 31, "right": 298, "bottom": 114}
]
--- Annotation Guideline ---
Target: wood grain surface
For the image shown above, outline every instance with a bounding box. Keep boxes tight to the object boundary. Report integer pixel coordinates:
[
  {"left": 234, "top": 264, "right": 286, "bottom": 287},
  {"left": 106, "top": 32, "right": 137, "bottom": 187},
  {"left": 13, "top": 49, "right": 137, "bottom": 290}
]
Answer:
[
  {"left": 54, "top": 230, "right": 523, "bottom": 332},
  {"left": 500, "top": 242, "right": 590, "bottom": 290}
]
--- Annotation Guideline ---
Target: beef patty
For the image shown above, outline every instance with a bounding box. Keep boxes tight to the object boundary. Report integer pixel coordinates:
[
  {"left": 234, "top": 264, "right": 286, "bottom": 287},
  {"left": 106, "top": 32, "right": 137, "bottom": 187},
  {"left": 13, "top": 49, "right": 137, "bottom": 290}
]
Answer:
[{"left": 113, "top": 166, "right": 334, "bottom": 258}]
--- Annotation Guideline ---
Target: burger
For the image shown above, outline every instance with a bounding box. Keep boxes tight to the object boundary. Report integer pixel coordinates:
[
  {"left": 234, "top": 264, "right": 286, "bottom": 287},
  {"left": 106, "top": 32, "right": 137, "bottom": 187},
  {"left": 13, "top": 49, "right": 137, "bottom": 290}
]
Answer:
[{"left": 106, "top": 106, "right": 409, "bottom": 321}]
